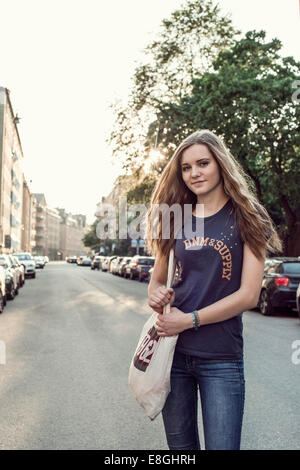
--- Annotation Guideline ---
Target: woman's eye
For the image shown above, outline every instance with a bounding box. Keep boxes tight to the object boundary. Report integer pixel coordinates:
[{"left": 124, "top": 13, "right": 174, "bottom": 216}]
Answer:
[{"left": 182, "top": 162, "right": 208, "bottom": 171}]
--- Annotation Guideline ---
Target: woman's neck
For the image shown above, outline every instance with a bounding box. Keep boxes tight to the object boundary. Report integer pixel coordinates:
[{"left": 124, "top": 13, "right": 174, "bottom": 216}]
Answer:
[{"left": 193, "top": 194, "right": 230, "bottom": 218}]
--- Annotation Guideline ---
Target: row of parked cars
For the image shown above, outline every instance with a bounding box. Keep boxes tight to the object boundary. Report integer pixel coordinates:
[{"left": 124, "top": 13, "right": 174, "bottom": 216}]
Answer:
[
  {"left": 67, "top": 254, "right": 155, "bottom": 282},
  {"left": 0, "top": 252, "right": 49, "bottom": 314},
  {"left": 67, "top": 253, "right": 300, "bottom": 318}
]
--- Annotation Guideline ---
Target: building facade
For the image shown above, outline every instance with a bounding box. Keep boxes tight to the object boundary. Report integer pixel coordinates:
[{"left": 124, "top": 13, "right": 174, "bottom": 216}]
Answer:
[
  {"left": 21, "top": 179, "right": 36, "bottom": 252},
  {"left": 57, "top": 208, "right": 88, "bottom": 259},
  {"left": 0, "top": 87, "right": 24, "bottom": 253},
  {"left": 32, "top": 193, "right": 47, "bottom": 256},
  {"left": 45, "top": 207, "right": 60, "bottom": 260}
]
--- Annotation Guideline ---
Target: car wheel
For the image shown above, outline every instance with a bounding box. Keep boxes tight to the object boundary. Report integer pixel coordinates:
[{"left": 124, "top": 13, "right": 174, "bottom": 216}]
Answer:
[
  {"left": 139, "top": 273, "right": 143, "bottom": 282},
  {"left": 15, "top": 284, "right": 19, "bottom": 295},
  {"left": 130, "top": 271, "right": 134, "bottom": 280},
  {"left": 258, "top": 290, "right": 275, "bottom": 316},
  {"left": 32, "top": 273, "right": 36, "bottom": 279},
  {"left": 8, "top": 285, "right": 15, "bottom": 300}
]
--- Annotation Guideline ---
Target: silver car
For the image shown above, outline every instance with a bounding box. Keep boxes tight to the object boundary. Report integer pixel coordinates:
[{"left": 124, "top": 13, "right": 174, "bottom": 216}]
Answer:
[
  {"left": 0, "top": 255, "right": 19, "bottom": 300},
  {"left": 9, "top": 255, "right": 25, "bottom": 288},
  {"left": 14, "top": 252, "right": 36, "bottom": 278}
]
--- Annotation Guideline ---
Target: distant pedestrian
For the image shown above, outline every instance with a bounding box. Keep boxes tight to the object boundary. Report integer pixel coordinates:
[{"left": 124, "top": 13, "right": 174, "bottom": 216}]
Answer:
[{"left": 146, "top": 129, "right": 282, "bottom": 450}]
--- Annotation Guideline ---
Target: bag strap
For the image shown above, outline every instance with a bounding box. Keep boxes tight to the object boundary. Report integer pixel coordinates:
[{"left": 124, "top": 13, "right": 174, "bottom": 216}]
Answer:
[{"left": 163, "top": 248, "right": 175, "bottom": 315}]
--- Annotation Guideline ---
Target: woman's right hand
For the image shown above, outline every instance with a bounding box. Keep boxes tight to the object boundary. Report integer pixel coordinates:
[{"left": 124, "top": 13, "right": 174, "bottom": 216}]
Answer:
[{"left": 148, "top": 286, "right": 175, "bottom": 314}]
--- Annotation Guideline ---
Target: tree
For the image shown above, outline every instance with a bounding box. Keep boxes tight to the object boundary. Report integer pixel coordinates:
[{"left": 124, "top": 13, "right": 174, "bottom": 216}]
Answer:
[
  {"left": 109, "top": 0, "right": 239, "bottom": 172},
  {"left": 150, "top": 31, "right": 300, "bottom": 254}
]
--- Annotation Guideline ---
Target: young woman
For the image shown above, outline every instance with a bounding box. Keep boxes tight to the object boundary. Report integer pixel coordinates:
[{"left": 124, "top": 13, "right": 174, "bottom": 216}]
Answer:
[{"left": 146, "top": 129, "right": 282, "bottom": 450}]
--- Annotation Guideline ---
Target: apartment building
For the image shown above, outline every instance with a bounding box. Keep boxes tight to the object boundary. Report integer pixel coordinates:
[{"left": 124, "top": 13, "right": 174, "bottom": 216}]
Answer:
[
  {"left": 32, "top": 193, "right": 47, "bottom": 256},
  {"left": 45, "top": 207, "right": 60, "bottom": 260},
  {"left": 0, "top": 87, "right": 24, "bottom": 253},
  {"left": 57, "top": 208, "right": 88, "bottom": 259},
  {"left": 21, "top": 179, "right": 37, "bottom": 252}
]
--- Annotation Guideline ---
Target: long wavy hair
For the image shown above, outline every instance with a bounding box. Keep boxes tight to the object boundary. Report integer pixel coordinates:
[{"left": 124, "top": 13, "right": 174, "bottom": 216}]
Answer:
[{"left": 146, "top": 129, "right": 283, "bottom": 263}]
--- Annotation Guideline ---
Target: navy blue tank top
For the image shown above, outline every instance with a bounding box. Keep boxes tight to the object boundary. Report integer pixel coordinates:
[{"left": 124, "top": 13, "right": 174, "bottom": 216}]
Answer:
[{"left": 172, "top": 198, "right": 244, "bottom": 359}]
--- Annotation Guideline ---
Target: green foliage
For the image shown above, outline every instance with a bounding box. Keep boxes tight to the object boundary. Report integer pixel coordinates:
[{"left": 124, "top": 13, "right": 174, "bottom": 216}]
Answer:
[
  {"left": 126, "top": 174, "right": 157, "bottom": 205},
  {"left": 109, "top": 0, "right": 238, "bottom": 171},
  {"left": 149, "top": 30, "right": 300, "bottom": 253},
  {"left": 82, "top": 220, "right": 99, "bottom": 249}
]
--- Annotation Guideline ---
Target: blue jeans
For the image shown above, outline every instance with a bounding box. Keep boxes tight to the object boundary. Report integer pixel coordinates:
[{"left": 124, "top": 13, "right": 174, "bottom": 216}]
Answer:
[{"left": 162, "top": 351, "right": 245, "bottom": 450}]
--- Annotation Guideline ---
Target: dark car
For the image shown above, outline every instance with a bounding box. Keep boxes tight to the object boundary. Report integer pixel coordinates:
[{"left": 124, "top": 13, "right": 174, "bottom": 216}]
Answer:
[
  {"left": 258, "top": 258, "right": 300, "bottom": 315},
  {"left": 137, "top": 257, "right": 155, "bottom": 282},
  {"left": 91, "top": 256, "right": 101, "bottom": 270},
  {"left": 125, "top": 256, "right": 155, "bottom": 280},
  {"left": 296, "top": 282, "right": 300, "bottom": 321},
  {"left": 118, "top": 257, "right": 132, "bottom": 277}
]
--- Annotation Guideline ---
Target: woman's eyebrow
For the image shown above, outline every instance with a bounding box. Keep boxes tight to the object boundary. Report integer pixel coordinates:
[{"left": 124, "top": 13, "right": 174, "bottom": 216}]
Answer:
[{"left": 181, "top": 157, "right": 210, "bottom": 166}]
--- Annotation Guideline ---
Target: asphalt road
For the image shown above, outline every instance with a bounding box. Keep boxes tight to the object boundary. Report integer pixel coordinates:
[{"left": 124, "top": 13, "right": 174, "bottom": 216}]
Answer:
[{"left": 0, "top": 262, "right": 299, "bottom": 450}]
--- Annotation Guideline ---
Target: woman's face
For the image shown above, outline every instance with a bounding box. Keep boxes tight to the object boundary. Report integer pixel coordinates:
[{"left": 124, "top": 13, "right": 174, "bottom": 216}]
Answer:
[{"left": 180, "top": 144, "right": 222, "bottom": 197}]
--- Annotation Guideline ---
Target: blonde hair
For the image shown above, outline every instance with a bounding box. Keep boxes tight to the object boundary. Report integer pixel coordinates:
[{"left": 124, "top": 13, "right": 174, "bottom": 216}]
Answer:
[{"left": 146, "top": 129, "right": 283, "bottom": 263}]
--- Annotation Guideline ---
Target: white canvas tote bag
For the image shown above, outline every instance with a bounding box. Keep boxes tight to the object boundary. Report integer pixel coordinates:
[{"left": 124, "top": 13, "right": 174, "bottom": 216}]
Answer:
[{"left": 128, "top": 248, "right": 177, "bottom": 420}]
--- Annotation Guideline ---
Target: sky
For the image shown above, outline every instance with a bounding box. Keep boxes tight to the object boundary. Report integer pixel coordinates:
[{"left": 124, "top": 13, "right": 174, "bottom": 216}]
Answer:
[{"left": 0, "top": 0, "right": 299, "bottom": 225}]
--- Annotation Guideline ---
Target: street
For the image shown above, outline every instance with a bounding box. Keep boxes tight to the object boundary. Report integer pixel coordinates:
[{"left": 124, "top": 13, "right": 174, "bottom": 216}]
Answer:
[{"left": 0, "top": 262, "right": 299, "bottom": 450}]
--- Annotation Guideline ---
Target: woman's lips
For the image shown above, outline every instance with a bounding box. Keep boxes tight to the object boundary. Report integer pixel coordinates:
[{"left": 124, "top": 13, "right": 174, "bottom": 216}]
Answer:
[{"left": 192, "top": 181, "right": 206, "bottom": 185}]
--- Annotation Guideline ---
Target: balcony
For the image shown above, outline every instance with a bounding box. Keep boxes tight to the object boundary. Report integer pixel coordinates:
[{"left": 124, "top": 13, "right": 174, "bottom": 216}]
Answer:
[{"left": 36, "top": 215, "right": 44, "bottom": 222}]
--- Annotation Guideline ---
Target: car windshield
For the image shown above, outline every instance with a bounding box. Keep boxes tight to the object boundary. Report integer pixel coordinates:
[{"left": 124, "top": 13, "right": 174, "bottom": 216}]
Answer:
[
  {"left": 138, "top": 258, "right": 154, "bottom": 265},
  {"left": 15, "top": 254, "right": 32, "bottom": 261},
  {"left": 283, "top": 263, "right": 300, "bottom": 274}
]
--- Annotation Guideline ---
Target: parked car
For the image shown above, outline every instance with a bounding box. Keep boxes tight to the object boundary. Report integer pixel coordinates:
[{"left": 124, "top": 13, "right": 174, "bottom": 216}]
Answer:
[
  {"left": 110, "top": 256, "right": 124, "bottom": 274},
  {"left": 296, "top": 282, "right": 300, "bottom": 321},
  {"left": 98, "top": 256, "right": 107, "bottom": 270},
  {"left": 118, "top": 257, "right": 132, "bottom": 277},
  {"left": 14, "top": 252, "right": 36, "bottom": 278},
  {"left": 125, "top": 256, "right": 155, "bottom": 280},
  {"left": 0, "top": 265, "right": 7, "bottom": 313},
  {"left": 34, "top": 256, "right": 45, "bottom": 269},
  {"left": 136, "top": 257, "right": 155, "bottom": 282},
  {"left": 0, "top": 255, "right": 19, "bottom": 300},
  {"left": 76, "top": 256, "right": 85, "bottom": 265},
  {"left": 257, "top": 258, "right": 300, "bottom": 315},
  {"left": 91, "top": 256, "right": 101, "bottom": 270},
  {"left": 81, "top": 257, "right": 92, "bottom": 266},
  {"left": 101, "top": 256, "right": 117, "bottom": 272},
  {"left": 10, "top": 255, "right": 25, "bottom": 288}
]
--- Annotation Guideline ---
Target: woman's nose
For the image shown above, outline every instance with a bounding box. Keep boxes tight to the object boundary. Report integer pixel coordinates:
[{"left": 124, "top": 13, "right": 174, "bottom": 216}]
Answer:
[{"left": 191, "top": 165, "right": 201, "bottom": 177}]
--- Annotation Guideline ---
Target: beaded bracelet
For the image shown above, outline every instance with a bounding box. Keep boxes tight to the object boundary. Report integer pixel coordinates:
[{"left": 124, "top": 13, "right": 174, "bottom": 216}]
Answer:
[{"left": 192, "top": 310, "right": 199, "bottom": 330}]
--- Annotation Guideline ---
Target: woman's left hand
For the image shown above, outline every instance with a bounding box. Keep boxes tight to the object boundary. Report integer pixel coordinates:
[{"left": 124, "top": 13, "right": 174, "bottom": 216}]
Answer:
[{"left": 155, "top": 307, "right": 191, "bottom": 337}]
